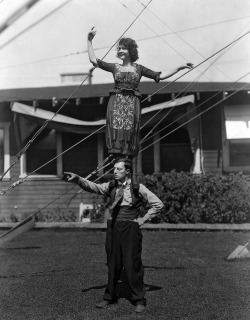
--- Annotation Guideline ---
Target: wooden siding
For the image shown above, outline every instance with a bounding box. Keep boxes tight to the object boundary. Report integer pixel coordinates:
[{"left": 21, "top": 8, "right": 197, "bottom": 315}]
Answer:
[
  {"left": 0, "top": 125, "right": 104, "bottom": 222},
  {"left": 0, "top": 166, "right": 104, "bottom": 222},
  {"left": 202, "top": 150, "right": 222, "bottom": 173},
  {"left": 1, "top": 89, "right": 248, "bottom": 221},
  {"left": 200, "top": 98, "right": 222, "bottom": 151}
]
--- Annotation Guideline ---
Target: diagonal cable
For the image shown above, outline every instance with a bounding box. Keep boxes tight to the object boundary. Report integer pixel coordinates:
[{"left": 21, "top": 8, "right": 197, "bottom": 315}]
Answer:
[
  {"left": 1, "top": 15, "right": 249, "bottom": 71},
  {"left": 142, "top": 72, "right": 250, "bottom": 145},
  {"left": 136, "top": 0, "right": 234, "bottom": 81},
  {"left": 140, "top": 19, "right": 250, "bottom": 138},
  {"left": 139, "top": 75, "right": 250, "bottom": 153},
  {"left": 0, "top": 0, "right": 153, "bottom": 180},
  {"left": 140, "top": 29, "right": 250, "bottom": 104},
  {"left": 0, "top": 0, "right": 74, "bottom": 50}
]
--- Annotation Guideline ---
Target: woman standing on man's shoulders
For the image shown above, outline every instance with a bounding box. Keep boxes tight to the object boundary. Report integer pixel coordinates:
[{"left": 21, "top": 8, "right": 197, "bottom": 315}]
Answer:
[{"left": 87, "top": 27, "right": 193, "bottom": 159}]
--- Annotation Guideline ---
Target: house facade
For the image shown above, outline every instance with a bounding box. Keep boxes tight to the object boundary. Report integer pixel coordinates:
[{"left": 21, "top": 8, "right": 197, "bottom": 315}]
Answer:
[{"left": 0, "top": 81, "right": 249, "bottom": 221}]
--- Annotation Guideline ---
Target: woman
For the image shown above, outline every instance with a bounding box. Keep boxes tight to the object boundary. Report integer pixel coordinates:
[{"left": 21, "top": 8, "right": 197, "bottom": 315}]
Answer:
[{"left": 88, "top": 27, "right": 193, "bottom": 159}]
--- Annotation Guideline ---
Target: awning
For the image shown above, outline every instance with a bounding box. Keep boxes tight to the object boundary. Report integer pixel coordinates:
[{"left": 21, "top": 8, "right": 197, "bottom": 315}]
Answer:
[
  {"left": 142, "top": 94, "right": 194, "bottom": 113},
  {"left": 141, "top": 94, "right": 194, "bottom": 127},
  {"left": 12, "top": 102, "right": 106, "bottom": 126},
  {"left": 11, "top": 94, "right": 195, "bottom": 139},
  {"left": 224, "top": 105, "right": 250, "bottom": 139}
]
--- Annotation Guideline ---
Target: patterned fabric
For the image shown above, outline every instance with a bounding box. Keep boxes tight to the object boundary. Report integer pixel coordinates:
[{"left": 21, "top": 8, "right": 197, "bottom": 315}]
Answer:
[
  {"left": 112, "top": 94, "right": 134, "bottom": 130},
  {"left": 96, "top": 59, "right": 162, "bottom": 157},
  {"left": 114, "top": 64, "right": 140, "bottom": 87}
]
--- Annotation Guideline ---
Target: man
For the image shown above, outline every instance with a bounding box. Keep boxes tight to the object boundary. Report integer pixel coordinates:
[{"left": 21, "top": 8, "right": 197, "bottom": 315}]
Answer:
[{"left": 65, "top": 158, "right": 163, "bottom": 313}]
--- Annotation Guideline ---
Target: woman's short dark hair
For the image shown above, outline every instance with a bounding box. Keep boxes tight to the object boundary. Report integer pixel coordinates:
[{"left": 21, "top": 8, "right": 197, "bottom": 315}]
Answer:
[{"left": 116, "top": 38, "right": 139, "bottom": 62}]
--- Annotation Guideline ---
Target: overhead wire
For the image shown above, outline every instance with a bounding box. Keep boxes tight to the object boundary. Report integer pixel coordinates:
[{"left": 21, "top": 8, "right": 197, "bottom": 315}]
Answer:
[
  {"left": 139, "top": 75, "right": 250, "bottom": 154},
  {"left": 64, "top": 158, "right": 115, "bottom": 208},
  {"left": 0, "top": 1, "right": 248, "bottom": 230},
  {"left": 119, "top": 0, "right": 234, "bottom": 141},
  {"left": 0, "top": 125, "right": 106, "bottom": 194},
  {"left": 140, "top": 18, "right": 250, "bottom": 140},
  {"left": 137, "top": 15, "right": 250, "bottom": 42},
  {"left": 47, "top": 17, "right": 250, "bottom": 210},
  {"left": 120, "top": 0, "right": 189, "bottom": 62},
  {"left": 41, "top": 34, "right": 250, "bottom": 211},
  {"left": 139, "top": 28, "right": 250, "bottom": 119},
  {"left": 59, "top": 73, "right": 250, "bottom": 221},
  {"left": 120, "top": 2, "right": 250, "bottom": 166},
  {"left": 5, "top": 159, "right": 115, "bottom": 226},
  {"left": 57, "top": 73, "right": 250, "bottom": 213},
  {"left": 136, "top": 0, "right": 234, "bottom": 82},
  {"left": 141, "top": 72, "right": 250, "bottom": 145},
  {"left": 0, "top": 15, "right": 249, "bottom": 71},
  {"left": 0, "top": 0, "right": 153, "bottom": 181},
  {"left": 0, "top": 0, "right": 74, "bottom": 50},
  {"left": 2, "top": 2, "right": 249, "bottom": 206},
  {"left": 120, "top": 0, "right": 231, "bottom": 87},
  {"left": 2, "top": 15, "right": 249, "bottom": 186},
  {"left": 119, "top": 0, "right": 240, "bottom": 144}
]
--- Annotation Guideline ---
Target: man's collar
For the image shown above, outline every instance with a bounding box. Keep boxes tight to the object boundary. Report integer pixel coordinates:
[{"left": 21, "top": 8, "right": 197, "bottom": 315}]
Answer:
[{"left": 117, "top": 178, "right": 131, "bottom": 187}]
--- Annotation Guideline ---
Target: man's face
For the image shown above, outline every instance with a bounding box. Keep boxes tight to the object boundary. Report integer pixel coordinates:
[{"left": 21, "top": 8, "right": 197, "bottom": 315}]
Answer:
[{"left": 114, "top": 162, "right": 129, "bottom": 181}]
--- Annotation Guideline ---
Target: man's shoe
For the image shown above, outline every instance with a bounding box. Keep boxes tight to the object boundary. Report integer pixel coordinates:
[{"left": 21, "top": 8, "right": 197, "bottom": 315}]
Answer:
[
  {"left": 96, "top": 300, "right": 117, "bottom": 309},
  {"left": 135, "top": 304, "right": 145, "bottom": 313}
]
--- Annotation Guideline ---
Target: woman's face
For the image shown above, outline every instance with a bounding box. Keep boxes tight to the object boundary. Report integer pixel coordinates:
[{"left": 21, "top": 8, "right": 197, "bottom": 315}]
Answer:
[{"left": 117, "top": 45, "right": 130, "bottom": 61}]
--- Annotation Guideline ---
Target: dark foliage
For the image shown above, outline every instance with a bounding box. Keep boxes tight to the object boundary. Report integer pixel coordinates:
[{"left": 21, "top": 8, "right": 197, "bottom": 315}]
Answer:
[{"left": 138, "top": 172, "right": 250, "bottom": 224}]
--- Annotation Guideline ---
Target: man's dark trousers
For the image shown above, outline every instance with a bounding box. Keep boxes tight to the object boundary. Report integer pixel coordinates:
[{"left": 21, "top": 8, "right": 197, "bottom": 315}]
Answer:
[{"left": 103, "top": 220, "right": 146, "bottom": 305}]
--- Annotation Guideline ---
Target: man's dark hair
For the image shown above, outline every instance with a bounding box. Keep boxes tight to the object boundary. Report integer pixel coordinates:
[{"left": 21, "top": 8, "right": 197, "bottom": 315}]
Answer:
[
  {"left": 114, "top": 158, "right": 133, "bottom": 174},
  {"left": 111, "top": 158, "right": 140, "bottom": 194}
]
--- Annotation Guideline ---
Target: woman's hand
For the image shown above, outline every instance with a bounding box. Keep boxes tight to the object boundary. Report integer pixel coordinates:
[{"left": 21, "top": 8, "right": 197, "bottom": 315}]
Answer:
[
  {"left": 88, "top": 27, "right": 96, "bottom": 41},
  {"left": 178, "top": 63, "right": 194, "bottom": 71}
]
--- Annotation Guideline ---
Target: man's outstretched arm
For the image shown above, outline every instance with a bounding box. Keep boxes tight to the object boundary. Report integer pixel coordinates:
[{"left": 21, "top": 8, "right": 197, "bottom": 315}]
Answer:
[{"left": 64, "top": 172, "right": 109, "bottom": 195}]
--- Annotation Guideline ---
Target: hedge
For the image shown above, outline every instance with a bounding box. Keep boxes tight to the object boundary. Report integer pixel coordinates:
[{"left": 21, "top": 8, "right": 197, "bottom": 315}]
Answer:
[
  {"left": 138, "top": 172, "right": 250, "bottom": 224},
  {"left": 18, "top": 172, "right": 250, "bottom": 224}
]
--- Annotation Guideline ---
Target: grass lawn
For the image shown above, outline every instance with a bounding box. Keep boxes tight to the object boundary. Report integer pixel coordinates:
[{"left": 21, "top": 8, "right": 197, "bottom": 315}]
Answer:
[{"left": 0, "top": 229, "right": 250, "bottom": 319}]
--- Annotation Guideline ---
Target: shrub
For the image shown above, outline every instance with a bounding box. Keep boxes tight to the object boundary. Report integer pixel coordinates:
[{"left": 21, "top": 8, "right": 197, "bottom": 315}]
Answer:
[
  {"left": 139, "top": 172, "right": 250, "bottom": 224},
  {"left": 10, "top": 212, "right": 19, "bottom": 222},
  {"left": 19, "top": 173, "right": 250, "bottom": 224},
  {"left": 22, "top": 208, "right": 78, "bottom": 222}
]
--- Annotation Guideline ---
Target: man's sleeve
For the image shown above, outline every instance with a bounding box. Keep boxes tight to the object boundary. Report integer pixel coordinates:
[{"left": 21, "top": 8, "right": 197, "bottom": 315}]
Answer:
[
  {"left": 139, "top": 184, "right": 164, "bottom": 222},
  {"left": 78, "top": 177, "right": 110, "bottom": 195}
]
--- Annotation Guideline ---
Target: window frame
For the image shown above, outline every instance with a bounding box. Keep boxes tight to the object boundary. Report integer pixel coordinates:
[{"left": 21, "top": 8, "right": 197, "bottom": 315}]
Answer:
[
  {"left": 20, "top": 131, "right": 62, "bottom": 179},
  {"left": 222, "top": 105, "right": 250, "bottom": 172},
  {"left": 0, "top": 122, "right": 11, "bottom": 180}
]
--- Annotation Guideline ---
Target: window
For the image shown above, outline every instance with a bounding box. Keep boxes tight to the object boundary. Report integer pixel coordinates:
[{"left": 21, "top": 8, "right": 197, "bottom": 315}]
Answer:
[
  {"left": 0, "top": 123, "right": 10, "bottom": 179},
  {"left": 229, "top": 139, "right": 250, "bottom": 166},
  {"left": 222, "top": 105, "right": 250, "bottom": 171},
  {"left": 0, "top": 129, "right": 4, "bottom": 174},
  {"left": 21, "top": 129, "right": 62, "bottom": 178},
  {"left": 60, "top": 72, "right": 92, "bottom": 84}
]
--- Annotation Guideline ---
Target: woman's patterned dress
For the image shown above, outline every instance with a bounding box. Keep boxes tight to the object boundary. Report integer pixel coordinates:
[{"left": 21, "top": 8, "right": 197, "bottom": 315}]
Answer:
[{"left": 96, "top": 59, "right": 161, "bottom": 157}]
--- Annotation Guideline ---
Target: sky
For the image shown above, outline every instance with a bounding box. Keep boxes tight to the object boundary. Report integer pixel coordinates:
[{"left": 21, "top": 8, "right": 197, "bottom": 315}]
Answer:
[{"left": 0, "top": 0, "right": 249, "bottom": 89}]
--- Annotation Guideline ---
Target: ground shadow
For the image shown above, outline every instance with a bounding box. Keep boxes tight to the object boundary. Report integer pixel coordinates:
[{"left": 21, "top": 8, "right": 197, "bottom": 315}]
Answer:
[
  {"left": 1, "top": 246, "right": 41, "bottom": 250},
  {"left": 82, "top": 284, "right": 106, "bottom": 293},
  {"left": 81, "top": 268, "right": 162, "bottom": 302},
  {"left": 144, "top": 265, "right": 188, "bottom": 270}
]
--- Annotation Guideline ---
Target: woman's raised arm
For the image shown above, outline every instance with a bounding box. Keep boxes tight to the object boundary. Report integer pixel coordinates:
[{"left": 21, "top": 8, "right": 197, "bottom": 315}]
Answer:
[{"left": 87, "top": 27, "right": 97, "bottom": 66}]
